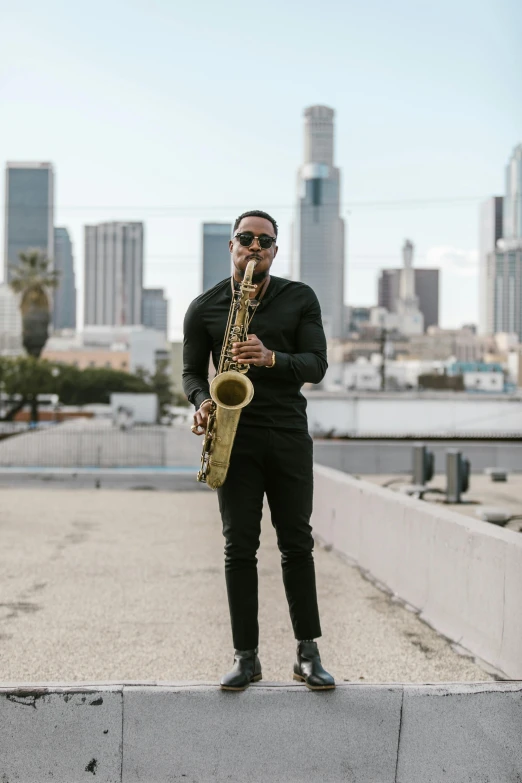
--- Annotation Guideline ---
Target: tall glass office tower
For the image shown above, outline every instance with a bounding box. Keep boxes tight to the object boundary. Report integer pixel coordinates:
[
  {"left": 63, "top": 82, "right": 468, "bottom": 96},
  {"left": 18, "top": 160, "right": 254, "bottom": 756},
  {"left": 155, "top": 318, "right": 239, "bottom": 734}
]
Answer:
[
  {"left": 486, "top": 143, "right": 522, "bottom": 339},
  {"left": 4, "top": 162, "right": 54, "bottom": 282},
  {"left": 503, "top": 143, "right": 522, "bottom": 241},
  {"left": 292, "top": 106, "right": 345, "bottom": 339},
  {"left": 202, "top": 223, "right": 232, "bottom": 292},
  {"left": 53, "top": 228, "right": 77, "bottom": 330}
]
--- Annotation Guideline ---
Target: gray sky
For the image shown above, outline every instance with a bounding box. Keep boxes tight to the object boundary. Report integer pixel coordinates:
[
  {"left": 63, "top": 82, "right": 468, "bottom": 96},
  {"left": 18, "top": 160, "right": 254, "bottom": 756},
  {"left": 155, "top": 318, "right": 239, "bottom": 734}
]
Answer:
[{"left": 1, "top": 0, "right": 521, "bottom": 337}]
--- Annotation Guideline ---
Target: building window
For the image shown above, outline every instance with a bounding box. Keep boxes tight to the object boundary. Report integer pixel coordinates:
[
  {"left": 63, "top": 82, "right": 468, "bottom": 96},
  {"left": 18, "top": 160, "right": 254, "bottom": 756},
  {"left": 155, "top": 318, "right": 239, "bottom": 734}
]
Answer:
[
  {"left": 121, "top": 362, "right": 127, "bottom": 369},
  {"left": 311, "top": 178, "right": 322, "bottom": 206}
]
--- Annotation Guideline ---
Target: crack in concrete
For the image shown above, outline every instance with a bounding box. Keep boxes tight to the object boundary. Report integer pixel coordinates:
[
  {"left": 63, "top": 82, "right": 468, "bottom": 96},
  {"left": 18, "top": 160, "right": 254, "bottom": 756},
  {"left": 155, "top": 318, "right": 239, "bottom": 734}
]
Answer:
[
  {"left": 120, "top": 687, "right": 125, "bottom": 782},
  {"left": 394, "top": 688, "right": 404, "bottom": 783}
]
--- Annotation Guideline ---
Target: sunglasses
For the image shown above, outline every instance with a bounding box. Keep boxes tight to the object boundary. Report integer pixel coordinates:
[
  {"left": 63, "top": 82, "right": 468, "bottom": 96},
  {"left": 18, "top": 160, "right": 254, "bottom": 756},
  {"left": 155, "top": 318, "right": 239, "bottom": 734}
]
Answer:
[{"left": 234, "top": 231, "right": 277, "bottom": 249}]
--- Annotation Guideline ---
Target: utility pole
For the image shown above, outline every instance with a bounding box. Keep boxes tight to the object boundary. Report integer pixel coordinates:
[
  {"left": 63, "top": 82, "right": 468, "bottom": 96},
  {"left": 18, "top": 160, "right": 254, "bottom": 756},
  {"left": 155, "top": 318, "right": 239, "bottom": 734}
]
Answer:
[{"left": 380, "top": 327, "right": 387, "bottom": 391}]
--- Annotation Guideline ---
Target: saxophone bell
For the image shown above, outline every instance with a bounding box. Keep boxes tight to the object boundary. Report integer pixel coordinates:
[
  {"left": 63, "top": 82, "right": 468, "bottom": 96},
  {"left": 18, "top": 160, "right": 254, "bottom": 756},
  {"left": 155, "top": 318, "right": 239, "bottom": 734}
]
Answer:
[{"left": 196, "top": 259, "right": 257, "bottom": 489}]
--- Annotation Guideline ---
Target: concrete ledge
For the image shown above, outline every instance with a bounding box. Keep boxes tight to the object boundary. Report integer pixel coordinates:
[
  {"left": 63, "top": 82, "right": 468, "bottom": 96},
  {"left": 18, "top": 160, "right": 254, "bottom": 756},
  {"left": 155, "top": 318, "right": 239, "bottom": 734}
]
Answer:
[
  {"left": 1, "top": 683, "right": 521, "bottom": 782},
  {"left": 312, "top": 464, "right": 522, "bottom": 678}
]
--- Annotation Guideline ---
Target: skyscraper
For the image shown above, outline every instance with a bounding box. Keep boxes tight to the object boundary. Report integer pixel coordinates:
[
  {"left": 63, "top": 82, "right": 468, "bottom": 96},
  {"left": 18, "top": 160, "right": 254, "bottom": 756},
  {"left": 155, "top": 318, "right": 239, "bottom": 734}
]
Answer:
[
  {"left": 53, "top": 228, "right": 76, "bottom": 330},
  {"left": 84, "top": 222, "right": 143, "bottom": 326},
  {"left": 142, "top": 288, "right": 169, "bottom": 335},
  {"left": 484, "top": 143, "right": 522, "bottom": 339},
  {"left": 479, "top": 197, "right": 503, "bottom": 335},
  {"left": 292, "top": 106, "right": 345, "bottom": 339},
  {"left": 490, "top": 242, "right": 522, "bottom": 339},
  {"left": 378, "top": 267, "right": 439, "bottom": 330},
  {"left": 0, "top": 284, "right": 22, "bottom": 353},
  {"left": 394, "top": 240, "right": 424, "bottom": 334},
  {"left": 503, "top": 143, "right": 522, "bottom": 241},
  {"left": 202, "top": 223, "right": 231, "bottom": 291},
  {"left": 4, "top": 162, "right": 54, "bottom": 282}
]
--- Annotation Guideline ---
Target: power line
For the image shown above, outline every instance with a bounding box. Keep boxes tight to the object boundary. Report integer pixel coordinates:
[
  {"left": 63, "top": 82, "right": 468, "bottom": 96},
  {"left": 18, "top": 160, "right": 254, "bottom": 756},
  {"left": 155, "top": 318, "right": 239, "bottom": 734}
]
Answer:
[{"left": 1, "top": 194, "right": 501, "bottom": 214}]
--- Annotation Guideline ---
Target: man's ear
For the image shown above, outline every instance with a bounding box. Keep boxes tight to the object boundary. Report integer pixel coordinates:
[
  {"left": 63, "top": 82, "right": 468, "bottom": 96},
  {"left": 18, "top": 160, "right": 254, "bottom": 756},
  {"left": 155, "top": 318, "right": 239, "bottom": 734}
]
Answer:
[
  {"left": 229, "top": 239, "right": 233, "bottom": 252},
  {"left": 273, "top": 244, "right": 279, "bottom": 259}
]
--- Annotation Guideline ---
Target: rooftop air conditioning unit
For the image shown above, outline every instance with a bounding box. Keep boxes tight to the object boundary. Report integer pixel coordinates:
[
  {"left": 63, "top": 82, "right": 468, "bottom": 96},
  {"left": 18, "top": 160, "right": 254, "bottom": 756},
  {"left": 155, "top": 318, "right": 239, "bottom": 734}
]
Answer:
[
  {"left": 446, "top": 450, "right": 470, "bottom": 504},
  {"left": 412, "top": 444, "right": 435, "bottom": 486}
]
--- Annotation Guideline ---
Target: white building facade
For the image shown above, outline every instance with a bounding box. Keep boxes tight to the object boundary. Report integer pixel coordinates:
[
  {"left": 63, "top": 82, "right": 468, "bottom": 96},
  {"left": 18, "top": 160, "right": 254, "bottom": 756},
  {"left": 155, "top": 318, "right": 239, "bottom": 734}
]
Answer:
[
  {"left": 0, "top": 284, "right": 22, "bottom": 353},
  {"left": 479, "top": 196, "right": 503, "bottom": 335},
  {"left": 84, "top": 222, "right": 143, "bottom": 327},
  {"left": 292, "top": 106, "right": 345, "bottom": 340}
]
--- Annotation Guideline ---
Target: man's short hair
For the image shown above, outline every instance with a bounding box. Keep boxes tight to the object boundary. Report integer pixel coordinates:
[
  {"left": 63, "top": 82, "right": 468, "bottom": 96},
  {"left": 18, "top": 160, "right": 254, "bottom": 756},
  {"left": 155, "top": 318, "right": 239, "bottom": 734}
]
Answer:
[{"left": 233, "top": 210, "right": 278, "bottom": 238}]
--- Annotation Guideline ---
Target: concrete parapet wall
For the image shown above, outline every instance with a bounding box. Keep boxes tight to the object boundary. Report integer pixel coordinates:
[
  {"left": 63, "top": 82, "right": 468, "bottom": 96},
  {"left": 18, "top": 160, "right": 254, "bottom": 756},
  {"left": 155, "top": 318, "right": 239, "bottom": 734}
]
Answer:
[
  {"left": 314, "top": 439, "right": 522, "bottom": 474},
  {"left": 1, "top": 682, "right": 521, "bottom": 782},
  {"left": 313, "top": 464, "right": 522, "bottom": 678}
]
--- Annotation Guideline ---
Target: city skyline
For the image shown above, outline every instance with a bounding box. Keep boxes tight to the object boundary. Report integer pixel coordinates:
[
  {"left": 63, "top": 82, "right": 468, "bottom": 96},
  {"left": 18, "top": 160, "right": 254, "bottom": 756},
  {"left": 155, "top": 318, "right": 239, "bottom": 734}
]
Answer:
[
  {"left": 1, "top": 0, "right": 521, "bottom": 338},
  {"left": 2, "top": 138, "right": 520, "bottom": 341}
]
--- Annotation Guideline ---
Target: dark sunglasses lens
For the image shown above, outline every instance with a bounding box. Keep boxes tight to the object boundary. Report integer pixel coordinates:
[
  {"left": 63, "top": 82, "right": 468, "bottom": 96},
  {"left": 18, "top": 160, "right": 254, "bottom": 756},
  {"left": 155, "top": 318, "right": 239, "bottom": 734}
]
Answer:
[
  {"left": 258, "top": 235, "right": 274, "bottom": 248},
  {"left": 238, "top": 232, "right": 254, "bottom": 246}
]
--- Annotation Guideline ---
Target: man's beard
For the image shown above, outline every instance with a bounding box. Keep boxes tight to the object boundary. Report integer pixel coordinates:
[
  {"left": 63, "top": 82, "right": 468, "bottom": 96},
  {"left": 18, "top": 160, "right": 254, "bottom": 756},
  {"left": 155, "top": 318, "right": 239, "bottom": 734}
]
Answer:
[
  {"left": 252, "top": 269, "right": 269, "bottom": 284},
  {"left": 236, "top": 264, "right": 269, "bottom": 285}
]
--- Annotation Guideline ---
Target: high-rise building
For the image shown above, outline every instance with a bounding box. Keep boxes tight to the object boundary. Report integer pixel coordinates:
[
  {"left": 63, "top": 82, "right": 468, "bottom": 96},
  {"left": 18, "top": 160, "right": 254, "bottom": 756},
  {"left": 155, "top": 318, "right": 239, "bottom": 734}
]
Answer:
[
  {"left": 479, "top": 197, "right": 503, "bottom": 335},
  {"left": 394, "top": 240, "right": 424, "bottom": 335},
  {"left": 4, "top": 162, "right": 54, "bottom": 283},
  {"left": 202, "top": 223, "right": 231, "bottom": 291},
  {"left": 292, "top": 106, "right": 345, "bottom": 339},
  {"left": 378, "top": 267, "right": 439, "bottom": 330},
  {"left": 52, "top": 228, "right": 76, "bottom": 330},
  {"left": 482, "top": 144, "right": 522, "bottom": 338},
  {"left": 84, "top": 222, "right": 143, "bottom": 327},
  {"left": 142, "top": 288, "right": 169, "bottom": 335},
  {"left": 489, "top": 241, "right": 522, "bottom": 339},
  {"left": 503, "top": 143, "right": 522, "bottom": 241},
  {"left": 0, "top": 284, "right": 22, "bottom": 353}
]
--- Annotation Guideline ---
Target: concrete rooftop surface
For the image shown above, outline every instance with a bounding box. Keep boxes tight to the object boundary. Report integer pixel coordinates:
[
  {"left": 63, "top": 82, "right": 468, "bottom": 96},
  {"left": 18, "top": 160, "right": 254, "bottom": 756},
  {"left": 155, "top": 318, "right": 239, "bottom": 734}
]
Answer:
[{"left": 0, "top": 487, "right": 492, "bottom": 684}]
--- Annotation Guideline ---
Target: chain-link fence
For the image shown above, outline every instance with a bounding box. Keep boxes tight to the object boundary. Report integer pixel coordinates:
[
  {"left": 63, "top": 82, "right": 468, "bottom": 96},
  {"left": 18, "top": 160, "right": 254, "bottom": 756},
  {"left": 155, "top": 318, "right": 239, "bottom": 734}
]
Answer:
[{"left": 0, "top": 425, "right": 168, "bottom": 467}]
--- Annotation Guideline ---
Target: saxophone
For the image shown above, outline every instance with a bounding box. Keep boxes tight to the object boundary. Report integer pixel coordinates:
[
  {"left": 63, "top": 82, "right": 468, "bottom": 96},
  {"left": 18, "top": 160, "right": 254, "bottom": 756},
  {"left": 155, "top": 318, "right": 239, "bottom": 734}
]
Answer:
[{"left": 196, "top": 259, "right": 257, "bottom": 489}]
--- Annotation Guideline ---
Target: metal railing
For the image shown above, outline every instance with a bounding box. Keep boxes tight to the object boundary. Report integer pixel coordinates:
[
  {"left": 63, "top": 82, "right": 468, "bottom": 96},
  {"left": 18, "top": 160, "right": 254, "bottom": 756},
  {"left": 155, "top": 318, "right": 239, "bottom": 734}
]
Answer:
[{"left": 0, "top": 425, "right": 168, "bottom": 468}]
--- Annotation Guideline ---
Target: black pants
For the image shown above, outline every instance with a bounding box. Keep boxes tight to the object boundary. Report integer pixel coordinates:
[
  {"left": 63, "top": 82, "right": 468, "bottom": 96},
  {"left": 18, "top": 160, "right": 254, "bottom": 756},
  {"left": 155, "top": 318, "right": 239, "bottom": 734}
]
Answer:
[{"left": 217, "top": 425, "right": 322, "bottom": 650}]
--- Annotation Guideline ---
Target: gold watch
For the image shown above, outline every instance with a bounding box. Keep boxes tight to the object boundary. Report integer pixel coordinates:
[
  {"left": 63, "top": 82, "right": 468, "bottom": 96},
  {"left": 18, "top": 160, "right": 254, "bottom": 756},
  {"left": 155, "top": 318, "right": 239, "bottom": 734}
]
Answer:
[{"left": 266, "top": 351, "right": 276, "bottom": 368}]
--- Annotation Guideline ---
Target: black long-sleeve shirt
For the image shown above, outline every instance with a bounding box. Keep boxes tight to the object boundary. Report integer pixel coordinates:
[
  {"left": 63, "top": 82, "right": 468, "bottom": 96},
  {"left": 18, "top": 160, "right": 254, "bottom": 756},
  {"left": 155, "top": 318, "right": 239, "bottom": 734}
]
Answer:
[{"left": 182, "top": 275, "right": 327, "bottom": 431}]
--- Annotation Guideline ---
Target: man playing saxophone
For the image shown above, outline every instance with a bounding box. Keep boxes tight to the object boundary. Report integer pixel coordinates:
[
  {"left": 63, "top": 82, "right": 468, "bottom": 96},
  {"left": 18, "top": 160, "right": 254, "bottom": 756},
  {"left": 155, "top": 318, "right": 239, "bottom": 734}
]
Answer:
[{"left": 182, "top": 210, "right": 335, "bottom": 691}]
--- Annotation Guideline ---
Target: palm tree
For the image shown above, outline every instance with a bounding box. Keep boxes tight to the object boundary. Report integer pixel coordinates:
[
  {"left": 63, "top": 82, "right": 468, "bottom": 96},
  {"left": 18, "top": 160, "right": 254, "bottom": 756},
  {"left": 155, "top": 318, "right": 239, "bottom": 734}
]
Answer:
[
  {"left": 8, "top": 251, "right": 60, "bottom": 424},
  {"left": 9, "top": 250, "right": 60, "bottom": 358}
]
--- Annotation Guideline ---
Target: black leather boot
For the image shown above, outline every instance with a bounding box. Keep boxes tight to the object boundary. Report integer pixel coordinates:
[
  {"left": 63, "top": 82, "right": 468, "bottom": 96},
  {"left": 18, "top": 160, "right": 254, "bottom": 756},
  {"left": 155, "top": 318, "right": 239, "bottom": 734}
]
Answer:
[
  {"left": 293, "top": 640, "right": 335, "bottom": 690},
  {"left": 220, "top": 648, "right": 262, "bottom": 691}
]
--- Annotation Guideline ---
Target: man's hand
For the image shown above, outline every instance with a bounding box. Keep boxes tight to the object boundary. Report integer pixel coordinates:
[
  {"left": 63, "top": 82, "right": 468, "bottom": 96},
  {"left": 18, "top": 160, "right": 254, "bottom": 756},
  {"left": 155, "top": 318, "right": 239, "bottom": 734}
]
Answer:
[
  {"left": 231, "top": 334, "right": 273, "bottom": 366},
  {"left": 191, "top": 399, "right": 213, "bottom": 435}
]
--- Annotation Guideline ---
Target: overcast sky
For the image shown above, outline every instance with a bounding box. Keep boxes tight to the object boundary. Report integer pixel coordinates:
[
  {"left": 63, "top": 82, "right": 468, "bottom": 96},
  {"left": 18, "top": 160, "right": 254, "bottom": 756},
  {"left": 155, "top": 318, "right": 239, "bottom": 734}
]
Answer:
[{"left": 1, "top": 0, "right": 521, "bottom": 337}]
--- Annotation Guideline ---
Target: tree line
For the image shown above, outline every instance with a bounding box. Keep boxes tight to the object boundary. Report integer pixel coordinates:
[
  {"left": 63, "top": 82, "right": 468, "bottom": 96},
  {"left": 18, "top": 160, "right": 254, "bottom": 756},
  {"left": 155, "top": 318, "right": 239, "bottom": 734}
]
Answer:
[{"left": 0, "top": 357, "right": 177, "bottom": 422}]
